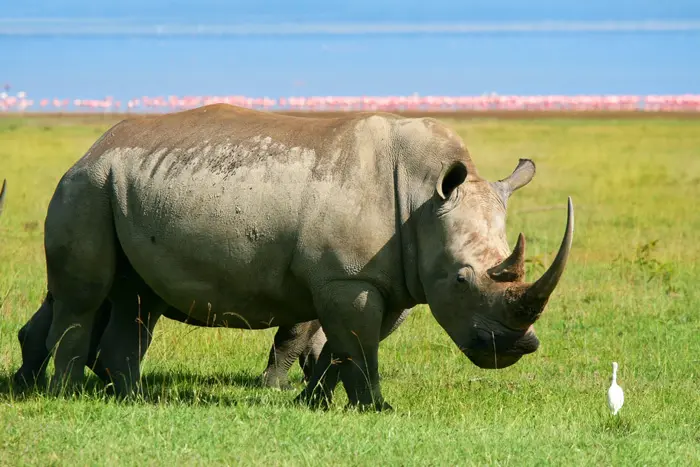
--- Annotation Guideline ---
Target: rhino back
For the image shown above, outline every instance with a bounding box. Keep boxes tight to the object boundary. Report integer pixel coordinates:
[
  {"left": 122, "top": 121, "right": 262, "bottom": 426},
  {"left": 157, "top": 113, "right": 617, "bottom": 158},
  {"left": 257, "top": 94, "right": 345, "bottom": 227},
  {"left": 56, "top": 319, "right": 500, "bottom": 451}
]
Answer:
[{"left": 81, "top": 105, "right": 411, "bottom": 327}]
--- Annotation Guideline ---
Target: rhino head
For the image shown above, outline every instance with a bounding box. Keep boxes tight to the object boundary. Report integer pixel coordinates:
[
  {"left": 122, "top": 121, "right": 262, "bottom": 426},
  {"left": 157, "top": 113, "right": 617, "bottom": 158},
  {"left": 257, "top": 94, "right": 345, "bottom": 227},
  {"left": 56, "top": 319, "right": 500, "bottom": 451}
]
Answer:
[{"left": 417, "top": 159, "right": 573, "bottom": 369}]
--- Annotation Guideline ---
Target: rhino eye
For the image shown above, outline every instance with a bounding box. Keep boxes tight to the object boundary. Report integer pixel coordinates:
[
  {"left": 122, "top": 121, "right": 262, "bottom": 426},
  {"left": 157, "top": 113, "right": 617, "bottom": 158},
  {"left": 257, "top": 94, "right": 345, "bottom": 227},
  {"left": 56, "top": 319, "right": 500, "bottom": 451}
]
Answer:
[{"left": 456, "top": 265, "right": 475, "bottom": 283}]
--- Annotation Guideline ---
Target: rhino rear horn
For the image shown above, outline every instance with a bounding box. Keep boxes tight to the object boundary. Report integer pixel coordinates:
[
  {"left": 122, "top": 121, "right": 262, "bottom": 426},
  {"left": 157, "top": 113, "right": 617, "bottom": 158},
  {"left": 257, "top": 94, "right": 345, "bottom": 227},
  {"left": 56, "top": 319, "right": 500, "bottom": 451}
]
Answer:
[
  {"left": 0, "top": 179, "right": 6, "bottom": 216},
  {"left": 492, "top": 159, "right": 536, "bottom": 204},
  {"left": 488, "top": 233, "right": 526, "bottom": 282}
]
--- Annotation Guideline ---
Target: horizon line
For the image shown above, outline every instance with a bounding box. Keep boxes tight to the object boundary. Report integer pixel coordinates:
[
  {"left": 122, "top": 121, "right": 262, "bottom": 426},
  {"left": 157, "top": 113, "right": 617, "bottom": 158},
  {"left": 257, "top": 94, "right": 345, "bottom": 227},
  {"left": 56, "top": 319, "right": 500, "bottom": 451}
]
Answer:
[{"left": 1, "top": 19, "right": 700, "bottom": 37}]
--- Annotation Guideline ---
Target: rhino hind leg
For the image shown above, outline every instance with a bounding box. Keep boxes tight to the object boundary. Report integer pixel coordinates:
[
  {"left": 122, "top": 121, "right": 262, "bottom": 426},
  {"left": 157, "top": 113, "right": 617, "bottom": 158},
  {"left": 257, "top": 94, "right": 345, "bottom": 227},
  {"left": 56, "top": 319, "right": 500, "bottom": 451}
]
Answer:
[
  {"left": 84, "top": 299, "right": 113, "bottom": 379},
  {"left": 44, "top": 182, "right": 117, "bottom": 393},
  {"left": 261, "top": 320, "right": 322, "bottom": 389},
  {"left": 14, "top": 293, "right": 112, "bottom": 388},
  {"left": 47, "top": 285, "right": 112, "bottom": 393},
  {"left": 14, "top": 295, "right": 54, "bottom": 387}
]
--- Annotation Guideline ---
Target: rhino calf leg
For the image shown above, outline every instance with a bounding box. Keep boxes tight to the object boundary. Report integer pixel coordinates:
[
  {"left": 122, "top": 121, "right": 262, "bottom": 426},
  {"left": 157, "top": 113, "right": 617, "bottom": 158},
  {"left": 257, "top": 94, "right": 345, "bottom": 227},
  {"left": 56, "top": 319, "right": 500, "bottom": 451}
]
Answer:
[
  {"left": 298, "top": 326, "right": 326, "bottom": 382},
  {"left": 298, "top": 282, "right": 389, "bottom": 411},
  {"left": 261, "top": 320, "right": 321, "bottom": 389}
]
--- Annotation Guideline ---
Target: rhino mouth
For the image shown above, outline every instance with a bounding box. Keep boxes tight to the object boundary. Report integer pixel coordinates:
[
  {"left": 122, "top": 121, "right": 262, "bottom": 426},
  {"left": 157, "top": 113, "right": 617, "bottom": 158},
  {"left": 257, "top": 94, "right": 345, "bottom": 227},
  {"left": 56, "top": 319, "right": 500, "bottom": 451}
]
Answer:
[{"left": 462, "top": 327, "right": 540, "bottom": 369}]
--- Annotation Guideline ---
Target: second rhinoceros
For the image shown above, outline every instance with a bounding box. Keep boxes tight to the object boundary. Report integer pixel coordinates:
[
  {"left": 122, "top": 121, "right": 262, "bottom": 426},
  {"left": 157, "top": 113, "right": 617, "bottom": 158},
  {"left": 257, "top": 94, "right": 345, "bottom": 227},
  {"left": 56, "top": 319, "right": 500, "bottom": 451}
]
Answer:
[
  {"left": 0, "top": 179, "right": 6, "bottom": 216},
  {"left": 26, "top": 104, "right": 573, "bottom": 410}
]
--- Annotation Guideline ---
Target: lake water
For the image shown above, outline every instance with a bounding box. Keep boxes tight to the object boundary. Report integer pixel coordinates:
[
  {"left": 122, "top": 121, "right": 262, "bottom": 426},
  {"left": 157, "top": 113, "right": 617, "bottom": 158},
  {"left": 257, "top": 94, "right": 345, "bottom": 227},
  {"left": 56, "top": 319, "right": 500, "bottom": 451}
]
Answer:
[{"left": 1, "top": 1, "right": 699, "bottom": 99}]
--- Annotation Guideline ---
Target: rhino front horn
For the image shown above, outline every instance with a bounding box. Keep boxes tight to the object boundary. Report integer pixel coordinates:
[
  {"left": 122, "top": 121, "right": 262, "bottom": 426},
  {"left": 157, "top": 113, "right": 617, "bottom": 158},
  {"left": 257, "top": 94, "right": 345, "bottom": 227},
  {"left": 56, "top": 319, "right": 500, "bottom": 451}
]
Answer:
[
  {"left": 488, "top": 232, "right": 526, "bottom": 282},
  {"left": 0, "top": 179, "right": 6, "bottom": 217},
  {"left": 521, "top": 197, "right": 574, "bottom": 317}
]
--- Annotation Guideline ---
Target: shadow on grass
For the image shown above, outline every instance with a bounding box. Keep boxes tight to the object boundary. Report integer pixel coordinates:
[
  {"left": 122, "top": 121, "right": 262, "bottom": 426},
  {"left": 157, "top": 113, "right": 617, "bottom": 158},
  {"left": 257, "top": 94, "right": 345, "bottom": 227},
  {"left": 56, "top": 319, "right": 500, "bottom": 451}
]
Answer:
[
  {"left": 142, "top": 369, "right": 266, "bottom": 390},
  {"left": 0, "top": 369, "right": 302, "bottom": 408}
]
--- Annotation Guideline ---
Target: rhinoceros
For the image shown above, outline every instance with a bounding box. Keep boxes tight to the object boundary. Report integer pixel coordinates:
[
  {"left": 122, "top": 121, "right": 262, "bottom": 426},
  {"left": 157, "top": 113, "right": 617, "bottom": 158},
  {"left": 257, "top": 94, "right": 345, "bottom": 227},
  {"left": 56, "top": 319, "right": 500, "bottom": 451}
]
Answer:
[{"left": 29, "top": 104, "right": 573, "bottom": 410}]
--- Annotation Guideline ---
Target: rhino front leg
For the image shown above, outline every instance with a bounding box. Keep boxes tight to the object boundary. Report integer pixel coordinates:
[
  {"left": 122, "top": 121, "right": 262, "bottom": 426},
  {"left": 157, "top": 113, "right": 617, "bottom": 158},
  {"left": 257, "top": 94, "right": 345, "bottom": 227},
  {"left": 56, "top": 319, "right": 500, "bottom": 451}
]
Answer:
[
  {"left": 261, "top": 320, "right": 321, "bottom": 389},
  {"left": 297, "top": 282, "right": 389, "bottom": 411},
  {"left": 292, "top": 309, "right": 409, "bottom": 387}
]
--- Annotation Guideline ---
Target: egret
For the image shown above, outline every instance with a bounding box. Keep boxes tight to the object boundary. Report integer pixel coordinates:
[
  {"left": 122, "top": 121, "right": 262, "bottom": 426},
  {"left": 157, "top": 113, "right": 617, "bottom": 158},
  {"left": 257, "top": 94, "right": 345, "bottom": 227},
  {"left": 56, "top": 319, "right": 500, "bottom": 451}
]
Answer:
[{"left": 607, "top": 361, "right": 624, "bottom": 415}]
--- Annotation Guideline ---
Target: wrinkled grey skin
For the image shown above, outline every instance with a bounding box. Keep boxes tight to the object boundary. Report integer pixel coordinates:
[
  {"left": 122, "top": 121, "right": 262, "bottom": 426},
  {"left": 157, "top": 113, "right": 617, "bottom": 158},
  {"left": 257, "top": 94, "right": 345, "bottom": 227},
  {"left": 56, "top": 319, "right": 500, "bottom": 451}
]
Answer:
[
  {"left": 6, "top": 174, "right": 329, "bottom": 390},
  {"left": 29, "top": 104, "right": 573, "bottom": 410}
]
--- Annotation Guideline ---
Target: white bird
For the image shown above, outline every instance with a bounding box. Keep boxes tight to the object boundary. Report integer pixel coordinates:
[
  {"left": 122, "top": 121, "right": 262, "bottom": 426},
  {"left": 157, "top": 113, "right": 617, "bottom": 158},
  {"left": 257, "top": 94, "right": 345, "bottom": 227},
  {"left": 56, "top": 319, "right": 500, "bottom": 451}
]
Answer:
[{"left": 607, "top": 361, "right": 624, "bottom": 415}]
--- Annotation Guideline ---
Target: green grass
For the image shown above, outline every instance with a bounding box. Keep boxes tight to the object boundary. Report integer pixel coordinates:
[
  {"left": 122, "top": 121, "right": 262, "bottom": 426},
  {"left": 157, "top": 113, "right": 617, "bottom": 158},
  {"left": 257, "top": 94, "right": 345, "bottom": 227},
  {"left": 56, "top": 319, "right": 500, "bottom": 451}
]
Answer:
[{"left": 1, "top": 115, "right": 699, "bottom": 466}]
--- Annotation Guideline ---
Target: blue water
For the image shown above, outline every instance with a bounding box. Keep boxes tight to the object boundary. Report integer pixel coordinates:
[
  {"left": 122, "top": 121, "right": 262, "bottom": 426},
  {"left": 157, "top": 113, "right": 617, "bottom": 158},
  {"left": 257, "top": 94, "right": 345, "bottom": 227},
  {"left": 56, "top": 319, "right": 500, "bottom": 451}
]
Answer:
[
  {"left": 5, "top": 0, "right": 700, "bottom": 23},
  {"left": 2, "top": 1, "right": 699, "bottom": 98}
]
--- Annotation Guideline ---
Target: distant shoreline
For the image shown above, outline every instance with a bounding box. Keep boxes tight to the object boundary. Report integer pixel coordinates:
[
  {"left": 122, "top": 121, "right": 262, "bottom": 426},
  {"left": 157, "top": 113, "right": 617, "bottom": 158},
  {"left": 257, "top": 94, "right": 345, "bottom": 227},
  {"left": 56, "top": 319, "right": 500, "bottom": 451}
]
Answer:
[
  {"left": 3, "top": 110, "right": 700, "bottom": 120},
  {"left": 2, "top": 19, "right": 700, "bottom": 37}
]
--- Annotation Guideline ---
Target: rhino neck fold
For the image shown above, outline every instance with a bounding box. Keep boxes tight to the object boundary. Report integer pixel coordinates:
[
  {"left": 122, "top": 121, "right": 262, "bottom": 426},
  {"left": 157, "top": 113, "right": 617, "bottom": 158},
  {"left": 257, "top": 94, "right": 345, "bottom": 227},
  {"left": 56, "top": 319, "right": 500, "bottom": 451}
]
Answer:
[{"left": 393, "top": 160, "right": 427, "bottom": 305}]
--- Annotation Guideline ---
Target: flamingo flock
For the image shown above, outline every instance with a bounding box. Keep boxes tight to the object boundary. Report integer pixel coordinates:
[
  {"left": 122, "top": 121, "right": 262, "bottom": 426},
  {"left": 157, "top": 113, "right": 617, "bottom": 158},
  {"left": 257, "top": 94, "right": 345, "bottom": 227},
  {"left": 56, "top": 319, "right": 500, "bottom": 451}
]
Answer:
[{"left": 1, "top": 92, "right": 699, "bottom": 113}]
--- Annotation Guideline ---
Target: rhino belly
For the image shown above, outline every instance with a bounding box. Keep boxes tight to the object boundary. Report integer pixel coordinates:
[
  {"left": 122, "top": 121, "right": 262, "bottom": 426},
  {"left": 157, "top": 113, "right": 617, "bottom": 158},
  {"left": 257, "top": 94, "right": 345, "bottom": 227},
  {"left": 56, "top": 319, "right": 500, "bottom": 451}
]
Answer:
[
  {"left": 108, "top": 149, "right": 318, "bottom": 329},
  {"left": 114, "top": 212, "right": 316, "bottom": 329}
]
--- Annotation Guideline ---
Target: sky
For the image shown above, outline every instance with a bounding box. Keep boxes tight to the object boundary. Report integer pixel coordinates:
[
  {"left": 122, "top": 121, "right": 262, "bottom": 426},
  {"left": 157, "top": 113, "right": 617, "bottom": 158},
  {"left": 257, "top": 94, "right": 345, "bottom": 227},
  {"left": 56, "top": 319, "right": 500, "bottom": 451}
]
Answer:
[{"left": 1, "top": 1, "right": 699, "bottom": 99}]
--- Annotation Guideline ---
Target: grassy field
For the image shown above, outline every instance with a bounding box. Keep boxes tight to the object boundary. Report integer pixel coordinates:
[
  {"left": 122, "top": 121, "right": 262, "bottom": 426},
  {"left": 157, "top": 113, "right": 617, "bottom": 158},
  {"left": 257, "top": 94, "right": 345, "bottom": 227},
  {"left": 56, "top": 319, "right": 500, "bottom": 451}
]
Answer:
[{"left": 0, "top": 114, "right": 699, "bottom": 465}]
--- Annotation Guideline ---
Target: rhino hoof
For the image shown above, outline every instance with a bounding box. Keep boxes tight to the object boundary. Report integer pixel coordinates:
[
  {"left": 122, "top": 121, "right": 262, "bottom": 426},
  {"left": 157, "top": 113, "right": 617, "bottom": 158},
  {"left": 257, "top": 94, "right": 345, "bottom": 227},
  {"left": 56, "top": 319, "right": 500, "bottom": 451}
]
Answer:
[
  {"left": 13, "top": 368, "right": 46, "bottom": 390},
  {"left": 378, "top": 401, "right": 394, "bottom": 412},
  {"left": 347, "top": 400, "right": 394, "bottom": 413},
  {"left": 294, "top": 390, "right": 331, "bottom": 411},
  {"left": 261, "top": 371, "right": 293, "bottom": 390}
]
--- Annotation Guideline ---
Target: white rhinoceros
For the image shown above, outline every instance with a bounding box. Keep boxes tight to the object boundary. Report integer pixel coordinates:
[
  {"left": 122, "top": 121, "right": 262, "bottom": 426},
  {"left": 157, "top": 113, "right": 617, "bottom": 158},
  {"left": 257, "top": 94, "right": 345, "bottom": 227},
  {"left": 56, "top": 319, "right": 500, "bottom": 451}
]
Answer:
[{"left": 23, "top": 104, "right": 573, "bottom": 410}]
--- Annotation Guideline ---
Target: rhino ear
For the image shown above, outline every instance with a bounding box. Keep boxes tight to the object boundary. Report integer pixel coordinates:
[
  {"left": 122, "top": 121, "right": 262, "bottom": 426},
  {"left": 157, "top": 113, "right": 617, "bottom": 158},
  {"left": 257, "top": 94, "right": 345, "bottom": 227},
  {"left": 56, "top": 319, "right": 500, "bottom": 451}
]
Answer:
[{"left": 436, "top": 161, "right": 468, "bottom": 200}]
